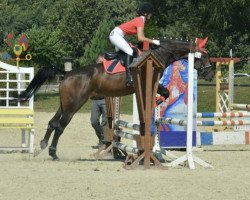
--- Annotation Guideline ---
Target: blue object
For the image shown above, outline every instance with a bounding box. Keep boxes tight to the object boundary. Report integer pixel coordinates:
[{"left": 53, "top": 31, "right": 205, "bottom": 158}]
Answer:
[
  {"left": 160, "top": 131, "right": 196, "bottom": 148},
  {"left": 200, "top": 132, "right": 213, "bottom": 145}
]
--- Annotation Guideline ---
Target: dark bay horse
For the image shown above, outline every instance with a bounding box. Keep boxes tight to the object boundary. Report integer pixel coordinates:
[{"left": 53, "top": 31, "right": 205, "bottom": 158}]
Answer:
[{"left": 19, "top": 38, "right": 214, "bottom": 160}]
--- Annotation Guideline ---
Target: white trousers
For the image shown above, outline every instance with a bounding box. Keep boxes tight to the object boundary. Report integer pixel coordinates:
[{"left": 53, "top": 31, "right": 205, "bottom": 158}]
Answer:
[{"left": 109, "top": 27, "right": 133, "bottom": 56}]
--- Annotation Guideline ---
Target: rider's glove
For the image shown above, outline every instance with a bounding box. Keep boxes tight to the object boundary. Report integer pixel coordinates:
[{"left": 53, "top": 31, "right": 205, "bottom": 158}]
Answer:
[{"left": 152, "top": 39, "right": 160, "bottom": 46}]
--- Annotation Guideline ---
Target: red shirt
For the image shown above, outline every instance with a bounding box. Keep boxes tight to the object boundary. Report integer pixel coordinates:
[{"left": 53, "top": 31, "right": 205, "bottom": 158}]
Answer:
[{"left": 119, "top": 17, "right": 144, "bottom": 36}]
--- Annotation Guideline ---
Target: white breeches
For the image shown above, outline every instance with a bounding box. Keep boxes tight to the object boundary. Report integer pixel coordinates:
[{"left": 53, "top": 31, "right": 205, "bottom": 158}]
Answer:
[{"left": 109, "top": 27, "right": 133, "bottom": 56}]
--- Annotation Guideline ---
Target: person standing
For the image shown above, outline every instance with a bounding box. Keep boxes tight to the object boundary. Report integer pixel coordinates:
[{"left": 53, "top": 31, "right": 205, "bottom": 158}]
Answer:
[{"left": 90, "top": 96, "right": 107, "bottom": 149}]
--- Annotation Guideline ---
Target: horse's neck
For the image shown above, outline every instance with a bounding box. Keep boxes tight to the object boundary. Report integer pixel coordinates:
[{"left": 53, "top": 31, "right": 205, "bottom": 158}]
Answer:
[{"left": 153, "top": 42, "right": 193, "bottom": 66}]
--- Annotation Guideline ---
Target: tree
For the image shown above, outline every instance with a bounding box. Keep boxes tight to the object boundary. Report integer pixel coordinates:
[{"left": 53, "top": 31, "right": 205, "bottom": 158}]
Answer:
[
  {"left": 0, "top": 0, "right": 49, "bottom": 49},
  {"left": 79, "top": 19, "right": 115, "bottom": 65},
  {"left": 23, "top": 26, "right": 67, "bottom": 69},
  {"left": 57, "top": 0, "right": 107, "bottom": 61}
]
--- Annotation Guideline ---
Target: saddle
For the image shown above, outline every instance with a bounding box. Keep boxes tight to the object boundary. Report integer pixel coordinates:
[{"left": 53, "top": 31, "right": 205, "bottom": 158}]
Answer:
[{"left": 101, "top": 45, "right": 142, "bottom": 74}]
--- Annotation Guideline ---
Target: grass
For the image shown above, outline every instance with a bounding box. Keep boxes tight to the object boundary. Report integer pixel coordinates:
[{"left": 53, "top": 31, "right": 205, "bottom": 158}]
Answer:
[
  {"left": 34, "top": 77, "right": 250, "bottom": 114},
  {"left": 197, "top": 77, "right": 250, "bottom": 111},
  {"left": 34, "top": 93, "right": 134, "bottom": 114}
]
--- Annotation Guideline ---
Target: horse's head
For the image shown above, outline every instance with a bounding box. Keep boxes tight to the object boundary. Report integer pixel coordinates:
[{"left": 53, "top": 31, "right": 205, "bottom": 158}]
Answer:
[
  {"left": 151, "top": 37, "right": 214, "bottom": 81},
  {"left": 193, "top": 37, "right": 214, "bottom": 81}
]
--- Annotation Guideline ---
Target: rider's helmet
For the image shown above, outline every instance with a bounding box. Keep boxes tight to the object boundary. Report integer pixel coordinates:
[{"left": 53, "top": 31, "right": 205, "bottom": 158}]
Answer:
[{"left": 137, "top": 2, "right": 154, "bottom": 16}]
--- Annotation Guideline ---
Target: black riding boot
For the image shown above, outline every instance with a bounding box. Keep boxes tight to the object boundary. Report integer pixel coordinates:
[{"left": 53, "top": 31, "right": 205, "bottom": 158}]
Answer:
[{"left": 125, "top": 54, "right": 134, "bottom": 86}]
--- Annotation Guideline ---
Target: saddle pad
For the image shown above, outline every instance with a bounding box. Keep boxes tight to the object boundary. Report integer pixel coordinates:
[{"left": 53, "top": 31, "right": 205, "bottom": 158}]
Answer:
[{"left": 102, "top": 59, "right": 125, "bottom": 74}]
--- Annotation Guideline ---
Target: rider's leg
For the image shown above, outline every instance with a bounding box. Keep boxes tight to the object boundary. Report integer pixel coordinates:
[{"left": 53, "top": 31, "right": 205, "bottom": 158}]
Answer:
[
  {"left": 109, "top": 27, "right": 134, "bottom": 85},
  {"left": 124, "top": 54, "right": 134, "bottom": 85}
]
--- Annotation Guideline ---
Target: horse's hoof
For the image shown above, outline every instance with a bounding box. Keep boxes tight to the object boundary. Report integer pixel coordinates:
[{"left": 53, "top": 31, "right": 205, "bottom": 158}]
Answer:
[
  {"left": 52, "top": 156, "right": 60, "bottom": 161},
  {"left": 49, "top": 153, "right": 59, "bottom": 161},
  {"left": 49, "top": 146, "right": 59, "bottom": 161},
  {"left": 40, "top": 140, "right": 48, "bottom": 150}
]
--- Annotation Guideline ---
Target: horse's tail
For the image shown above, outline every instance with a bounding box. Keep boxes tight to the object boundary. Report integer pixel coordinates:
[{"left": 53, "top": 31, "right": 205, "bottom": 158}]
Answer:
[{"left": 18, "top": 66, "right": 65, "bottom": 102}]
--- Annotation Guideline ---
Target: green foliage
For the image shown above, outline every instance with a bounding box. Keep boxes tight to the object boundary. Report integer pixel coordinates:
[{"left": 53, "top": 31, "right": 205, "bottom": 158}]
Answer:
[
  {"left": 0, "top": 0, "right": 249, "bottom": 72},
  {"left": 57, "top": 0, "right": 107, "bottom": 62},
  {"left": 23, "top": 26, "right": 67, "bottom": 69},
  {"left": 79, "top": 19, "right": 115, "bottom": 65},
  {"left": 0, "top": 0, "right": 47, "bottom": 49},
  {"left": 43, "top": 0, "right": 70, "bottom": 29},
  {"left": 98, "top": 0, "right": 137, "bottom": 25},
  {"left": 78, "top": 0, "right": 138, "bottom": 65},
  {"left": 144, "top": 20, "right": 159, "bottom": 39}
]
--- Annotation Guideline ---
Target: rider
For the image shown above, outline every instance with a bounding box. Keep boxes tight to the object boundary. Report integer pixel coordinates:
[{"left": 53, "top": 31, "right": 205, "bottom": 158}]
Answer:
[{"left": 109, "top": 2, "right": 160, "bottom": 85}]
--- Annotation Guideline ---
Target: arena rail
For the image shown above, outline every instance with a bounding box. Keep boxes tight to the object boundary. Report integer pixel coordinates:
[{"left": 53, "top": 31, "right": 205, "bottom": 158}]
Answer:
[
  {"left": 0, "top": 61, "right": 35, "bottom": 153},
  {"left": 0, "top": 108, "right": 35, "bottom": 153},
  {"left": 231, "top": 104, "right": 250, "bottom": 111},
  {"left": 157, "top": 117, "right": 250, "bottom": 126},
  {"left": 196, "top": 112, "right": 250, "bottom": 118}
]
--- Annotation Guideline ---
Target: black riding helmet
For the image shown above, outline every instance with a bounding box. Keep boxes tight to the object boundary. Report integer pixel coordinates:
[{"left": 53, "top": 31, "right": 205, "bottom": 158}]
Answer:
[{"left": 137, "top": 2, "right": 154, "bottom": 16}]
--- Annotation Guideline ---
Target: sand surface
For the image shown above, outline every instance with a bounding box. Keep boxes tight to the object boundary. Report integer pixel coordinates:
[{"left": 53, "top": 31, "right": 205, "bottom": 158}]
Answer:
[{"left": 0, "top": 112, "right": 250, "bottom": 200}]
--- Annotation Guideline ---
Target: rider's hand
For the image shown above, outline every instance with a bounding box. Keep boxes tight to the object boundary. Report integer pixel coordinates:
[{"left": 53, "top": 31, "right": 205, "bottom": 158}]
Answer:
[{"left": 152, "top": 39, "right": 160, "bottom": 46}]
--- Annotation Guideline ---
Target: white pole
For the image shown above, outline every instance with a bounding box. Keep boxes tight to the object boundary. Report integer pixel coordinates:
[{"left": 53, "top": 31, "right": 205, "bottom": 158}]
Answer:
[
  {"left": 132, "top": 94, "right": 139, "bottom": 148},
  {"left": 228, "top": 60, "right": 234, "bottom": 111},
  {"left": 186, "top": 53, "right": 195, "bottom": 169}
]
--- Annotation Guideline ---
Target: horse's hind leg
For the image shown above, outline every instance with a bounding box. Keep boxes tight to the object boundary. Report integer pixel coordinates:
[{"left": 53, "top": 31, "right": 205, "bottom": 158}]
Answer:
[
  {"left": 48, "top": 112, "right": 75, "bottom": 160},
  {"left": 48, "top": 98, "right": 90, "bottom": 160},
  {"left": 48, "top": 77, "right": 92, "bottom": 160},
  {"left": 40, "top": 108, "right": 62, "bottom": 150}
]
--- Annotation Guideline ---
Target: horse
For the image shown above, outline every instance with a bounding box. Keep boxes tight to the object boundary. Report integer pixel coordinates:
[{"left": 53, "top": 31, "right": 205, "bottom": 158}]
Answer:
[{"left": 18, "top": 38, "right": 214, "bottom": 160}]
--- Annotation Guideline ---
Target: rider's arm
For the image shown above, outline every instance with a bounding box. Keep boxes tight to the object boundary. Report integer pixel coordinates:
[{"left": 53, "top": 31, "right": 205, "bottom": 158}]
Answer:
[{"left": 137, "top": 27, "right": 160, "bottom": 45}]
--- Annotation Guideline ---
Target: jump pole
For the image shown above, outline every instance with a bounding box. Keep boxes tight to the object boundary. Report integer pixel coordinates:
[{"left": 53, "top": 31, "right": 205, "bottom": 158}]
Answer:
[{"left": 168, "top": 53, "right": 213, "bottom": 169}]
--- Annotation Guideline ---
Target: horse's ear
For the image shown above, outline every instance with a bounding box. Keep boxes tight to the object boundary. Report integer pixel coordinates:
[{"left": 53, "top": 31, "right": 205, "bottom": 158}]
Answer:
[
  {"left": 200, "top": 37, "right": 208, "bottom": 48},
  {"left": 196, "top": 37, "right": 208, "bottom": 49}
]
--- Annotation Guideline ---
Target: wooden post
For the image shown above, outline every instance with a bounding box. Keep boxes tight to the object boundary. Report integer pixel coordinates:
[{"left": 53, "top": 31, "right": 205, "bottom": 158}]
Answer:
[
  {"left": 103, "top": 97, "right": 116, "bottom": 142},
  {"left": 144, "top": 59, "right": 153, "bottom": 168},
  {"left": 129, "top": 51, "right": 165, "bottom": 169}
]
